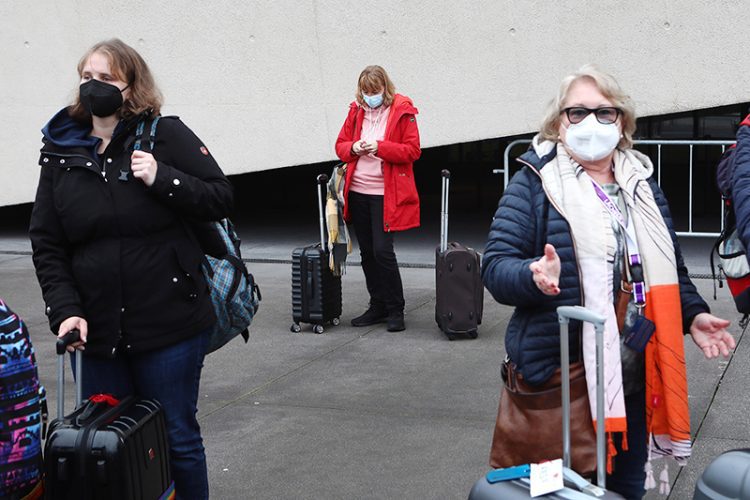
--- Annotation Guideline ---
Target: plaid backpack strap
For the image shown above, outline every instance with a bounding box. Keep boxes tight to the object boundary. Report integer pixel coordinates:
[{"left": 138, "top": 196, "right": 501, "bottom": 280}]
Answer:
[
  {"left": 122, "top": 116, "right": 161, "bottom": 182},
  {"left": 133, "top": 116, "right": 161, "bottom": 153}
]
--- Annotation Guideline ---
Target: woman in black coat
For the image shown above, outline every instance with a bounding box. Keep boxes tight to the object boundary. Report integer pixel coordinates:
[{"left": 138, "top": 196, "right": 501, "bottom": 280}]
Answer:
[{"left": 29, "top": 38, "right": 232, "bottom": 499}]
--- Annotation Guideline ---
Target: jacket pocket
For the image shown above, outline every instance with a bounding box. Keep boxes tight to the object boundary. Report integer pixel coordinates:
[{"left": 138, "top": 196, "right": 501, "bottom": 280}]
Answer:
[
  {"left": 171, "top": 245, "right": 204, "bottom": 301},
  {"left": 394, "top": 167, "right": 418, "bottom": 207}
]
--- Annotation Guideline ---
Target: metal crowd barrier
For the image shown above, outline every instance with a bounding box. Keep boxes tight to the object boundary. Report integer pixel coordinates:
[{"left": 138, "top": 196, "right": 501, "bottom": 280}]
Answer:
[{"left": 494, "top": 139, "right": 736, "bottom": 237}]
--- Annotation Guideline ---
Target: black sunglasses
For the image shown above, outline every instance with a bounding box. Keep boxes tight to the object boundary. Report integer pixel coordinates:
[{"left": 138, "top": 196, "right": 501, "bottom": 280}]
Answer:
[{"left": 561, "top": 107, "right": 622, "bottom": 125}]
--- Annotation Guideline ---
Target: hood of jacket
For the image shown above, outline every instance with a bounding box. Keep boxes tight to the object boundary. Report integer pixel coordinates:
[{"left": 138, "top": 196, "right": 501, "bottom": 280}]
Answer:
[{"left": 41, "top": 108, "right": 99, "bottom": 149}]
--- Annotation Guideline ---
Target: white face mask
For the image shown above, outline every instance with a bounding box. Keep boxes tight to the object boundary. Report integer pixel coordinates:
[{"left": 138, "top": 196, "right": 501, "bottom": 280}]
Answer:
[{"left": 563, "top": 114, "right": 621, "bottom": 162}]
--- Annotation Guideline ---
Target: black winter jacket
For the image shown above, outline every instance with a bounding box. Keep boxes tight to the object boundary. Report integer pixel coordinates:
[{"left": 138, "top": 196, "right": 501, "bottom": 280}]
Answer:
[
  {"left": 481, "top": 147, "right": 709, "bottom": 386},
  {"left": 30, "top": 109, "right": 233, "bottom": 358}
]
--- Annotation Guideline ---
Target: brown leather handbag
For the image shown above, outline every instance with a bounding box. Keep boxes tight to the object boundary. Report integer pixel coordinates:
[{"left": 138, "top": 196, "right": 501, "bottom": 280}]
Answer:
[{"left": 489, "top": 359, "right": 597, "bottom": 476}]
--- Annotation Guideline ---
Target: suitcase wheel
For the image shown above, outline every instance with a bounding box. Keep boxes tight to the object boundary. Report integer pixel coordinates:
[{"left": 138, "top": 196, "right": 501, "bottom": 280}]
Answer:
[
  {"left": 313, "top": 324, "right": 324, "bottom": 334},
  {"left": 447, "top": 333, "right": 456, "bottom": 341},
  {"left": 331, "top": 317, "right": 340, "bottom": 326},
  {"left": 290, "top": 323, "right": 302, "bottom": 333},
  {"left": 468, "top": 330, "right": 478, "bottom": 339}
]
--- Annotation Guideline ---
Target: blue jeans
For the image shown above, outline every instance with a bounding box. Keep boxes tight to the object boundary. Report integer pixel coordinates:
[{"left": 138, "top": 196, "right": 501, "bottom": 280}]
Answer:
[
  {"left": 72, "top": 331, "right": 209, "bottom": 500},
  {"left": 607, "top": 390, "right": 648, "bottom": 500}
]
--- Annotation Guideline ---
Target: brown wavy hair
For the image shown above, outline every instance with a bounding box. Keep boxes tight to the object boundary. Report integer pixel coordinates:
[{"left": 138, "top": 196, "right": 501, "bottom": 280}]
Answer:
[
  {"left": 355, "top": 65, "right": 396, "bottom": 107},
  {"left": 69, "top": 38, "right": 163, "bottom": 122}
]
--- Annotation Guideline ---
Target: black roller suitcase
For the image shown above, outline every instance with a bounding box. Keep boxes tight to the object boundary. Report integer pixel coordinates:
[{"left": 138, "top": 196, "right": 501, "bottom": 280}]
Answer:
[
  {"left": 290, "top": 174, "right": 342, "bottom": 334},
  {"left": 44, "top": 332, "right": 173, "bottom": 500},
  {"left": 435, "top": 169, "right": 483, "bottom": 340},
  {"left": 468, "top": 306, "right": 623, "bottom": 499}
]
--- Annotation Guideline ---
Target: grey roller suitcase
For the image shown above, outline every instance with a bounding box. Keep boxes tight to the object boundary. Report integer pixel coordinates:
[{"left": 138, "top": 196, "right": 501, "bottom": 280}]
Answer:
[
  {"left": 468, "top": 306, "right": 623, "bottom": 499},
  {"left": 435, "top": 169, "right": 483, "bottom": 340},
  {"left": 693, "top": 449, "right": 750, "bottom": 499}
]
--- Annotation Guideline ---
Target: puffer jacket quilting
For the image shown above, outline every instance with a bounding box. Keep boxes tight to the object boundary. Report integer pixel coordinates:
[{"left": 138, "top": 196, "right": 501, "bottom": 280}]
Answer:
[{"left": 482, "top": 147, "right": 708, "bottom": 386}]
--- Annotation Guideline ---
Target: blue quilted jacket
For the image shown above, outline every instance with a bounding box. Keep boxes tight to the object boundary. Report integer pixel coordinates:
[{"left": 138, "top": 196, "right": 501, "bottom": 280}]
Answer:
[{"left": 482, "top": 146, "right": 709, "bottom": 386}]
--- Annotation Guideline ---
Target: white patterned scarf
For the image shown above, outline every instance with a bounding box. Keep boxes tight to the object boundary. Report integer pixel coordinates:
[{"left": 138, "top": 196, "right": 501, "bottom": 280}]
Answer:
[{"left": 535, "top": 138, "right": 691, "bottom": 468}]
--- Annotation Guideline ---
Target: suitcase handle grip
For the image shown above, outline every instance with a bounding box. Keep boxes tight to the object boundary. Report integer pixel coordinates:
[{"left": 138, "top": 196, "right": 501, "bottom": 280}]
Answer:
[
  {"left": 56, "top": 329, "right": 83, "bottom": 419},
  {"left": 556, "top": 306, "right": 605, "bottom": 327},
  {"left": 317, "top": 174, "right": 329, "bottom": 184},
  {"left": 441, "top": 169, "right": 450, "bottom": 178},
  {"left": 56, "top": 328, "right": 81, "bottom": 355}
]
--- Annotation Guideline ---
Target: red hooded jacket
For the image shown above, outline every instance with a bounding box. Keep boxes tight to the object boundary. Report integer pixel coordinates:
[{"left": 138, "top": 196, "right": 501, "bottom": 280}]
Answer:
[{"left": 335, "top": 94, "right": 421, "bottom": 232}]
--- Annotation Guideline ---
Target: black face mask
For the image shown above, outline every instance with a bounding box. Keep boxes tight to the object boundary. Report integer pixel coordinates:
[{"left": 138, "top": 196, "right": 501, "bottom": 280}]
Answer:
[{"left": 79, "top": 79, "right": 127, "bottom": 117}]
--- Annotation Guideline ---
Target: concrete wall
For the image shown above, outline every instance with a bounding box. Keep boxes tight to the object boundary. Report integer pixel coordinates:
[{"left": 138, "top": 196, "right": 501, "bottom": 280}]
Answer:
[{"left": 3, "top": 0, "right": 750, "bottom": 207}]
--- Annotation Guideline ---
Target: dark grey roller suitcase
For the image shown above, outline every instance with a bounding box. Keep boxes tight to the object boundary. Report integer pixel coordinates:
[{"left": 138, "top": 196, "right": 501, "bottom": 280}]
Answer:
[
  {"left": 468, "top": 306, "right": 623, "bottom": 499},
  {"left": 44, "top": 331, "right": 173, "bottom": 500},
  {"left": 290, "top": 174, "right": 342, "bottom": 334},
  {"left": 693, "top": 449, "right": 750, "bottom": 499},
  {"left": 435, "top": 170, "right": 483, "bottom": 340}
]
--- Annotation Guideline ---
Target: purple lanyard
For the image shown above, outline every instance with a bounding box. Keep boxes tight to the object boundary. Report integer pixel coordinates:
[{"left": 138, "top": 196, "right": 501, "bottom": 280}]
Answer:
[{"left": 590, "top": 179, "right": 646, "bottom": 307}]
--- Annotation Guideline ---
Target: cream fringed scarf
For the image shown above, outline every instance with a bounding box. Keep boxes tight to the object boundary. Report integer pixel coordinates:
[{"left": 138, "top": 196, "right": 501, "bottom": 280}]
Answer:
[{"left": 535, "top": 138, "right": 692, "bottom": 470}]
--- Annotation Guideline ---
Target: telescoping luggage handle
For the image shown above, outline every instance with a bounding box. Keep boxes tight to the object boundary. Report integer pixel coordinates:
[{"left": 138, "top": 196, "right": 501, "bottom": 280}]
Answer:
[
  {"left": 440, "top": 169, "right": 450, "bottom": 253},
  {"left": 56, "top": 329, "right": 83, "bottom": 420},
  {"left": 557, "top": 306, "right": 607, "bottom": 489},
  {"left": 317, "top": 174, "right": 329, "bottom": 249}
]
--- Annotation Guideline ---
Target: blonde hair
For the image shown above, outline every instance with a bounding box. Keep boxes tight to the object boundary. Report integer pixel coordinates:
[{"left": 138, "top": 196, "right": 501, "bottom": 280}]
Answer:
[
  {"left": 69, "top": 38, "right": 163, "bottom": 122},
  {"left": 539, "top": 64, "right": 636, "bottom": 149},
  {"left": 355, "top": 65, "right": 396, "bottom": 107}
]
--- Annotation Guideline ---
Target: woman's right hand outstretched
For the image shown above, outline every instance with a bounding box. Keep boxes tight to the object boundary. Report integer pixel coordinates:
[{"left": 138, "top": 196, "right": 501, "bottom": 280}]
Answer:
[
  {"left": 529, "top": 244, "right": 561, "bottom": 295},
  {"left": 58, "top": 316, "right": 88, "bottom": 352}
]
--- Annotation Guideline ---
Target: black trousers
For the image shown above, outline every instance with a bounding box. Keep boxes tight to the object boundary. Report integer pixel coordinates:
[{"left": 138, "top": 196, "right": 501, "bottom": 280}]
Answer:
[{"left": 348, "top": 191, "right": 405, "bottom": 313}]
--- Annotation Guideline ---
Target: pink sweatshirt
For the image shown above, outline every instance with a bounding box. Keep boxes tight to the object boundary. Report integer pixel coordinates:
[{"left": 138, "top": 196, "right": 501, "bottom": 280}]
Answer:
[{"left": 349, "top": 105, "right": 391, "bottom": 195}]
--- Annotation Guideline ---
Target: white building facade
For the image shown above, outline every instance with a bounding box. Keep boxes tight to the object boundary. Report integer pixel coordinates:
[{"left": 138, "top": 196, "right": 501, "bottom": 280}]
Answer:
[{"left": 2, "top": 0, "right": 749, "bottom": 207}]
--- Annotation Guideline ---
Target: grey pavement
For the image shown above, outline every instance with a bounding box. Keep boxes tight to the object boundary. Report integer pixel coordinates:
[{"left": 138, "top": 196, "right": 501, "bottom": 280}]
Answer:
[{"left": 0, "top": 214, "right": 745, "bottom": 499}]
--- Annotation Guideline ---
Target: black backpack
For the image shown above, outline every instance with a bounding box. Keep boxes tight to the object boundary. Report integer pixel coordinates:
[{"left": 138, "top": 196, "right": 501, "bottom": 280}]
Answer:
[{"left": 711, "top": 145, "right": 750, "bottom": 324}]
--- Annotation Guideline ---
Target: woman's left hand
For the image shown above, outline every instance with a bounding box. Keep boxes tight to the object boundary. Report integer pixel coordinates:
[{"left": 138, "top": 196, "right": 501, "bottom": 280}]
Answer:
[
  {"left": 689, "top": 312, "right": 735, "bottom": 359},
  {"left": 131, "top": 150, "right": 159, "bottom": 187}
]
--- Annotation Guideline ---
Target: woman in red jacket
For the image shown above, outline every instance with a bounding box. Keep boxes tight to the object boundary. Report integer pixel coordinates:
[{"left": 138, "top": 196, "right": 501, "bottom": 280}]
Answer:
[{"left": 335, "top": 65, "right": 421, "bottom": 332}]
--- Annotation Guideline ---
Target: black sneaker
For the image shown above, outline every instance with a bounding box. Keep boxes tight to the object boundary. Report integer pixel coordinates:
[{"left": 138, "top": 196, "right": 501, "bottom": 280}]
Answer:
[
  {"left": 351, "top": 306, "right": 388, "bottom": 327},
  {"left": 386, "top": 311, "right": 405, "bottom": 332}
]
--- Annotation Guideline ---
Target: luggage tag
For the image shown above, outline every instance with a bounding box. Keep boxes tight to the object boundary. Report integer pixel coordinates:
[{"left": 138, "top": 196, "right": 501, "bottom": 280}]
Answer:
[
  {"left": 529, "top": 459, "right": 564, "bottom": 497},
  {"left": 623, "top": 313, "right": 655, "bottom": 352},
  {"left": 486, "top": 464, "right": 530, "bottom": 484}
]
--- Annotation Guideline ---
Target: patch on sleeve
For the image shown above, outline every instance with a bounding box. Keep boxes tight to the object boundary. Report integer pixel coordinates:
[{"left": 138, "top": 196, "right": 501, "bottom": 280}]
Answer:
[{"left": 200, "top": 146, "right": 210, "bottom": 156}]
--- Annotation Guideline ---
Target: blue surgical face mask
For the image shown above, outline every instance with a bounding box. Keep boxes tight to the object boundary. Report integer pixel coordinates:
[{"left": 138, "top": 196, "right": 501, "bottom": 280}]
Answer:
[{"left": 363, "top": 93, "right": 384, "bottom": 109}]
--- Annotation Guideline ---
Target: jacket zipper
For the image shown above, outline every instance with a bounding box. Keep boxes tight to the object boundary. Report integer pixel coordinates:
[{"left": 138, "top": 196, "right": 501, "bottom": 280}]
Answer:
[{"left": 516, "top": 157, "right": 585, "bottom": 308}]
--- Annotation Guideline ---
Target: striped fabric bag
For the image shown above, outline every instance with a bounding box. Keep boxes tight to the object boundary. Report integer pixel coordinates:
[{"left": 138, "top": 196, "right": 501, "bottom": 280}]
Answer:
[{"left": 0, "top": 298, "right": 45, "bottom": 499}]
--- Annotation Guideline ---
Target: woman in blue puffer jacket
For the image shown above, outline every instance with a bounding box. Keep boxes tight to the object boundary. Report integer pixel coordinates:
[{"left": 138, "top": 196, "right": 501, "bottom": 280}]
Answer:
[{"left": 482, "top": 64, "right": 734, "bottom": 499}]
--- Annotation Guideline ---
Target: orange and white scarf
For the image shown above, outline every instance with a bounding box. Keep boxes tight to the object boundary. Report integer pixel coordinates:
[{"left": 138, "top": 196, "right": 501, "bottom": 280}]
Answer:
[{"left": 534, "top": 137, "right": 691, "bottom": 470}]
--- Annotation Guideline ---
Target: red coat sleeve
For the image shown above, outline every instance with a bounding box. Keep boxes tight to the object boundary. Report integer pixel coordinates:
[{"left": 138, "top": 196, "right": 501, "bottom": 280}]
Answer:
[
  {"left": 335, "top": 106, "right": 359, "bottom": 163},
  {"left": 376, "top": 113, "right": 421, "bottom": 164}
]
